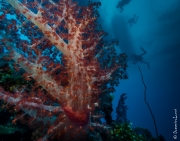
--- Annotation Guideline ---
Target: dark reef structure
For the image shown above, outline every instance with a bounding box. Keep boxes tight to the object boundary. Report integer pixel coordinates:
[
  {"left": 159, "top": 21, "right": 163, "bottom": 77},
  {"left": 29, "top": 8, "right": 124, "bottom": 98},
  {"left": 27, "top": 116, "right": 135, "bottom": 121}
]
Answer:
[{"left": 116, "top": 93, "right": 129, "bottom": 124}]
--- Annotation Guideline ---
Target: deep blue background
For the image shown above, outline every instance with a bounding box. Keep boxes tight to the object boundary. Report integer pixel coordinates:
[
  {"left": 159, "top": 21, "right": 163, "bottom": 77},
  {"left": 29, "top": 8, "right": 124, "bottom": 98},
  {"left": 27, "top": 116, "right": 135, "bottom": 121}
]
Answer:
[{"left": 78, "top": 0, "right": 180, "bottom": 140}]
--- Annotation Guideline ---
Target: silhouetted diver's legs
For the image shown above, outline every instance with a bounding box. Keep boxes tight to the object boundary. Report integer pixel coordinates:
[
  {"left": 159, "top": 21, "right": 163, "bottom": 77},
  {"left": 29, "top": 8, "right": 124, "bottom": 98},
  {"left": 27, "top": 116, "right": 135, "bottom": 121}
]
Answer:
[
  {"left": 140, "top": 47, "right": 147, "bottom": 57},
  {"left": 140, "top": 61, "right": 150, "bottom": 69}
]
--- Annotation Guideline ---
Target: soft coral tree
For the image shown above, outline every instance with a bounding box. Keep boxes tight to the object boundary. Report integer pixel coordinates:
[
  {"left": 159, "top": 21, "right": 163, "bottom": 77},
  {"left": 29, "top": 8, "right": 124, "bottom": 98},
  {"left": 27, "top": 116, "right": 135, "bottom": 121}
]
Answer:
[{"left": 0, "top": 0, "right": 127, "bottom": 140}]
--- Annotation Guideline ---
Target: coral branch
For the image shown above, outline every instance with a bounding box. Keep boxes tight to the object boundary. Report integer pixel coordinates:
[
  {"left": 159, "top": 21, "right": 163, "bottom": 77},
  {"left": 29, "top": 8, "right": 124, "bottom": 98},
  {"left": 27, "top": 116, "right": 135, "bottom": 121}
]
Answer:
[
  {"left": 0, "top": 0, "right": 127, "bottom": 140},
  {"left": 6, "top": 0, "right": 68, "bottom": 55}
]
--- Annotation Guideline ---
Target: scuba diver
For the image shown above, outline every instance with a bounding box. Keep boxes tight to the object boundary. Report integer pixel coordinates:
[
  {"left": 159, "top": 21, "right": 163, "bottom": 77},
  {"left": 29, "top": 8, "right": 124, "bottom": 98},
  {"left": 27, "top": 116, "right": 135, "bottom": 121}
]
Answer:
[
  {"left": 127, "top": 14, "right": 138, "bottom": 27},
  {"left": 116, "top": 0, "right": 131, "bottom": 12},
  {"left": 131, "top": 47, "right": 150, "bottom": 68}
]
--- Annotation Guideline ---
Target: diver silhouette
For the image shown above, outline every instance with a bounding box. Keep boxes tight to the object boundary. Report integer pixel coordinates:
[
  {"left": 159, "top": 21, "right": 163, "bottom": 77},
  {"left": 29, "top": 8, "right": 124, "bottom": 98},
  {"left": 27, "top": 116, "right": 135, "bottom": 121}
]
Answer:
[
  {"left": 116, "top": 0, "right": 131, "bottom": 12},
  {"left": 131, "top": 47, "right": 150, "bottom": 68},
  {"left": 127, "top": 14, "right": 138, "bottom": 27}
]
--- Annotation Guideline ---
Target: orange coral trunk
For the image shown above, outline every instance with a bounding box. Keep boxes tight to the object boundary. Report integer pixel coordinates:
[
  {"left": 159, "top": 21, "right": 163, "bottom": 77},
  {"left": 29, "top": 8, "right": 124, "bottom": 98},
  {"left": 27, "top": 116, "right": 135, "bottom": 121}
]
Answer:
[{"left": 63, "top": 106, "right": 89, "bottom": 126}]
